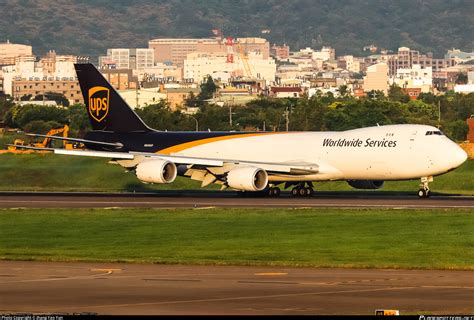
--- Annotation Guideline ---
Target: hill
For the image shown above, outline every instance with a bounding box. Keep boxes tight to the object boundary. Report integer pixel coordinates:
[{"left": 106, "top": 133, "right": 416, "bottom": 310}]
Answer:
[{"left": 0, "top": 0, "right": 472, "bottom": 58}]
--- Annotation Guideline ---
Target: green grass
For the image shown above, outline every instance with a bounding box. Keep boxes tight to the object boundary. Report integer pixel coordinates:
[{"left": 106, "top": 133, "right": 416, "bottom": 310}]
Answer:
[
  {"left": 0, "top": 153, "right": 209, "bottom": 192},
  {"left": 0, "top": 208, "right": 472, "bottom": 270},
  {"left": 0, "top": 153, "right": 472, "bottom": 194}
]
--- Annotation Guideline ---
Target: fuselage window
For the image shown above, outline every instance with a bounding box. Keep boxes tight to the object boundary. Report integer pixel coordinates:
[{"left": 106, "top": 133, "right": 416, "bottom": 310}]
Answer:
[{"left": 425, "top": 131, "right": 444, "bottom": 136}]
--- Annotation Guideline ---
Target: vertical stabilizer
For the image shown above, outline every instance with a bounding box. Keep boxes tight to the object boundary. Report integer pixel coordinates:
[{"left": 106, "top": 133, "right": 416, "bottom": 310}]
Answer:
[{"left": 74, "top": 63, "right": 151, "bottom": 132}]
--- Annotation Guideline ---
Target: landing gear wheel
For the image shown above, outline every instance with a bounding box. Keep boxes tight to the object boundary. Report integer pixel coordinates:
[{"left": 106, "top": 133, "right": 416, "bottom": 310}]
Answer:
[
  {"left": 268, "top": 187, "right": 281, "bottom": 197},
  {"left": 291, "top": 185, "right": 314, "bottom": 197},
  {"left": 298, "top": 187, "right": 307, "bottom": 197},
  {"left": 418, "top": 188, "right": 430, "bottom": 198},
  {"left": 418, "top": 176, "right": 433, "bottom": 199}
]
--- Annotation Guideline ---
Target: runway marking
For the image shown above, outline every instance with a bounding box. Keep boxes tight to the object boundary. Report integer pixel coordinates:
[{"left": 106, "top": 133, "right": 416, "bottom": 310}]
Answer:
[
  {"left": 90, "top": 268, "right": 122, "bottom": 273},
  {"left": 142, "top": 278, "right": 201, "bottom": 282},
  {"left": 55, "top": 285, "right": 418, "bottom": 311},
  {"left": 238, "top": 280, "right": 298, "bottom": 285},
  {"left": 254, "top": 272, "right": 288, "bottom": 276},
  {"left": 0, "top": 271, "right": 113, "bottom": 284}
]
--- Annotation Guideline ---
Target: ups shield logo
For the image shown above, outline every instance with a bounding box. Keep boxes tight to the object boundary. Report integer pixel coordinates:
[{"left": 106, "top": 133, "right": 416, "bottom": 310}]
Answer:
[{"left": 88, "top": 86, "right": 109, "bottom": 122}]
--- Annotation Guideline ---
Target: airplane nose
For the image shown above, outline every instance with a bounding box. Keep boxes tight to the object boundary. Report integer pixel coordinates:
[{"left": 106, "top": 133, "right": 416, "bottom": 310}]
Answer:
[{"left": 452, "top": 144, "right": 468, "bottom": 168}]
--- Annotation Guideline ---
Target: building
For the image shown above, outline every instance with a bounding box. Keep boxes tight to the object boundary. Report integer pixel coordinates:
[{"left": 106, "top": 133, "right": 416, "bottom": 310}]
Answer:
[
  {"left": 387, "top": 47, "right": 456, "bottom": 76},
  {"left": 445, "top": 49, "right": 474, "bottom": 64},
  {"left": 100, "top": 68, "right": 138, "bottom": 90},
  {"left": 12, "top": 78, "right": 82, "bottom": 104},
  {"left": 363, "top": 63, "right": 389, "bottom": 94},
  {"left": 148, "top": 37, "right": 270, "bottom": 67},
  {"left": 271, "top": 44, "right": 290, "bottom": 60},
  {"left": 337, "top": 55, "right": 361, "bottom": 73},
  {"left": 392, "top": 64, "right": 433, "bottom": 93},
  {"left": 0, "top": 41, "right": 32, "bottom": 65},
  {"left": 1, "top": 52, "right": 79, "bottom": 103},
  {"left": 100, "top": 48, "right": 154, "bottom": 70},
  {"left": 40, "top": 50, "right": 77, "bottom": 77},
  {"left": 118, "top": 88, "right": 167, "bottom": 109},
  {"left": 165, "top": 87, "right": 201, "bottom": 110},
  {"left": 454, "top": 84, "right": 474, "bottom": 94},
  {"left": 184, "top": 52, "right": 276, "bottom": 84},
  {"left": 270, "top": 86, "right": 303, "bottom": 98},
  {"left": 312, "top": 46, "right": 335, "bottom": 61}
]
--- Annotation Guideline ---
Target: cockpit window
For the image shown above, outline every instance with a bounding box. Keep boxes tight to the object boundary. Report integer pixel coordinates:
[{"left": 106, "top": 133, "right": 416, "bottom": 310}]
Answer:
[{"left": 425, "top": 130, "right": 444, "bottom": 136}]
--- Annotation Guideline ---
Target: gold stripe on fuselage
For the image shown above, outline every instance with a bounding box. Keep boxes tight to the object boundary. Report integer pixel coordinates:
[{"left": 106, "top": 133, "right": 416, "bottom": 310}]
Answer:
[{"left": 157, "top": 132, "right": 282, "bottom": 155}]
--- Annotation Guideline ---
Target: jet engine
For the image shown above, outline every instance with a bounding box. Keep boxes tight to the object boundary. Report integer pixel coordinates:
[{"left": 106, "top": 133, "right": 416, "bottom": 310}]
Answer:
[
  {"left": 347, "top": 180, "right": 384, "bottom": 189},
  {"left": 136, "top": 159, "right": 177, "bottom": 184},
  {"left": 226, "top": 166, "right": 268, "bottom": 191}
]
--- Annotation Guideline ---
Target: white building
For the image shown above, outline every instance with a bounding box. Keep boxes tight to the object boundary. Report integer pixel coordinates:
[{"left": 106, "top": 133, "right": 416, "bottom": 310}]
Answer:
[
  {"left": 312, "top": 46, "right": 335, "bottom": 61},
  {"left": 454, "top": 84, "right": 474, "bottom": 94},
  {"left": 184, "top": 52, "right": 276, "bottom": 84},
  {"left": 392, "top": 64, "right": 432, "bottom": 92},
  {"left": 103, "top": 48, "right": 155, "bottom": 70}
]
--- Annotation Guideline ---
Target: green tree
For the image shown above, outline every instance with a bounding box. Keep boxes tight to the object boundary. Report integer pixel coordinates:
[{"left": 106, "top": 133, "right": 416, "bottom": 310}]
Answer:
[
  {"left": 198, "top": 76, "right": 218, "bottom": 102},
  {"left": 444, "top": 120, "right": 468, "bottom": 141},
  {"left": 336, "top": 85, "right": 350, "bottom": 98},
  {"left": 388, "top": 84, "right": 410, "bottom": 103},
  {"left": 34, "top": 92, "right": 70, "bottom": 107}
]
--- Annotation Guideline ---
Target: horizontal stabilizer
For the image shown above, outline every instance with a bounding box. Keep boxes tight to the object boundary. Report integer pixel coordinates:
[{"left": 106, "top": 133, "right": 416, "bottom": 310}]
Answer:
[
  {"left": 6, "top": 144, "right": 54, "bottom": 151},
  {"left": 25, "top": 133, "right": 123, "bottom": 148}
]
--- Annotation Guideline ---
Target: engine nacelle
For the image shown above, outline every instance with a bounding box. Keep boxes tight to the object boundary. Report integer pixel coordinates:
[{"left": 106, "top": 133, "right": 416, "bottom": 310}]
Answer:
[
  {"left": 136, "top": 159, "right": 177, "bottom": 184},
  {"left": 226, "top": 166, "right": 268, "bottom": 191},
  {"left": 347, "top": 180, "right": 384, "bottom": 189}
]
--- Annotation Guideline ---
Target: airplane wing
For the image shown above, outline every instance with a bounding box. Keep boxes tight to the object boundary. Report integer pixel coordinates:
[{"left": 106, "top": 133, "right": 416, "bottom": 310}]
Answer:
[{"left": 16, "top": 146, "right": 319, "bottom": 175}]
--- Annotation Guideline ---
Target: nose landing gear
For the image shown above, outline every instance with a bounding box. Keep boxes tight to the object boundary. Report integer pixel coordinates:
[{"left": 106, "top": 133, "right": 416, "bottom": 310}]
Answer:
[{"left": 418, "top": 176, "right": 433, "bottom": 198}]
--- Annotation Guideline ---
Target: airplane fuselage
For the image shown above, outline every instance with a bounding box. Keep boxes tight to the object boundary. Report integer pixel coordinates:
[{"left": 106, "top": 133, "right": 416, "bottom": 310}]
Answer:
[{"left": 86, "top": 124, "right": 467, "bottom": 182}]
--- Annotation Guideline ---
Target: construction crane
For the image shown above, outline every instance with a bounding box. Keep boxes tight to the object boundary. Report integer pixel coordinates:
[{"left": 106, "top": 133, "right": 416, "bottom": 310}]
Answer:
[{"left": 235, "top": 41, "right": 253, "bottom": 79}]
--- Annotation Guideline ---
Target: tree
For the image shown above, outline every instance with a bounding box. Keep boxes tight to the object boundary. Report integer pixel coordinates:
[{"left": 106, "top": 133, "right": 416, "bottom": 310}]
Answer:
[
  {"left": 34, "top": 92, "right": 70, "bottom": 107},
  {"left": 388, "top": 84, "right": 410, "bottom": 103},
  {"left": 455, "top": 73, "right": 468, "bottom": 85},
  {"left": 336, "top": 85, "right": 350, "bottom": 98},
  {"left": 366, "top": 90, "right": 385, "bottom": 100},
  {"left": 184, "top": 91, "right": 200, "bottom": 108},
  {"left": 198, "top": 75, "right": 218, "bottom": 101},
  {"left": 444, "top": 120, "right": 468, "bottom": 141}
]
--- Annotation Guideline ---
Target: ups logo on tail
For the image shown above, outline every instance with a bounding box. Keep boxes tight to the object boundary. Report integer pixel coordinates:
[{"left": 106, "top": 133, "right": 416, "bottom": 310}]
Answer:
[{"left": 88, "top": 86, "right": 109, "bottom": 122}]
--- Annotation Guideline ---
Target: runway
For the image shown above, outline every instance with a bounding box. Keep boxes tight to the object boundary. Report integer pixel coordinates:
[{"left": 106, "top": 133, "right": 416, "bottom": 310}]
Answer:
[
  {"left": 0, "top": 191, "right": 473, "bottom": 209},
  {"left": 1, "top": 261, "right": 472, "bottom": 315}
]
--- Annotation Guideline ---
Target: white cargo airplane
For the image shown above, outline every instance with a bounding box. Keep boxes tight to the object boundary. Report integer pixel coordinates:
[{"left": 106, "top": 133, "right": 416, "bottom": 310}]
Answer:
[{"left": 23, "top": 64, "right": 468, "bottom": 198}]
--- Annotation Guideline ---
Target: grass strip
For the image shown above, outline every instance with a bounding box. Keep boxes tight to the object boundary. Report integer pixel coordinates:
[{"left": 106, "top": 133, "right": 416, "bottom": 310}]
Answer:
[{"left": 0, "top": 207, "right": 472, "bottom": 270}]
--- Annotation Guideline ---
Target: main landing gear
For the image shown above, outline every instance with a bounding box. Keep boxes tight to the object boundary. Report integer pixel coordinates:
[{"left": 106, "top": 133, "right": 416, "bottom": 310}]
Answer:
[
  {"left": 289, "top": 182, "right": 314, "bottom": 197},
  {"left": 418, "top": 176, "right": 433, "bottom": 198},
  {"left": 266, "top": 182, "right": 314, "bottom": 197}
]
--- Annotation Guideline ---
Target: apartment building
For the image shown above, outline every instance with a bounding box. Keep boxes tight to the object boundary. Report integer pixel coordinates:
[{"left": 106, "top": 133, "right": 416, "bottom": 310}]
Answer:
[
  {"left": 148, "top": 37, "right": 270, "bottom": 67},
  {"left": 2, "top": 52, "right": 78, "bottom": 103},
  {"left": 100, "top": 48, "right": 154, "bottom": 70},
  {"left": 387, "top": 47, "right": 456, "bottom": 76},
  {"left": 12, "top": 79, "right": 82, "bottom": 104},
  {"left": 0, "top": 41, "right": 32, "bottom": 65}
]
